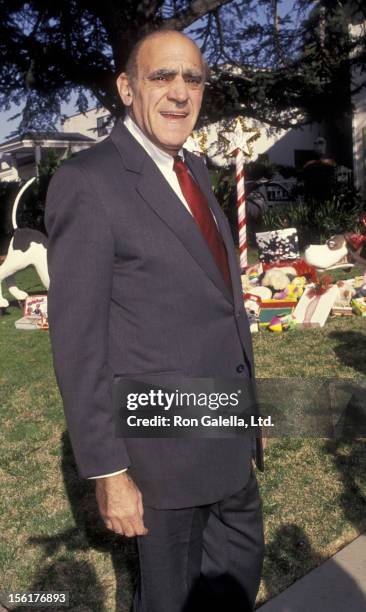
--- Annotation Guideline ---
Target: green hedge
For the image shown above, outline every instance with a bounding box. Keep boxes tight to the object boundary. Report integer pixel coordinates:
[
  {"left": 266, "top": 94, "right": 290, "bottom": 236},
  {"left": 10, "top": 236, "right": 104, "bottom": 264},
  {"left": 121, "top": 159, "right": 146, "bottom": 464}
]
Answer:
[{"left": 262, "top": 192, "right": 365, "bottom": 249}]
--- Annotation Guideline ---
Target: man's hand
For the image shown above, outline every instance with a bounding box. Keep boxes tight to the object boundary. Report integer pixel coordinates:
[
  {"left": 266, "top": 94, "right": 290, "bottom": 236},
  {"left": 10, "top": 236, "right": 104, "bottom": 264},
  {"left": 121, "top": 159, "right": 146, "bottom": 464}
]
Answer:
[{"left": 95, "top": 471, "right": 148, "bottom": 537}]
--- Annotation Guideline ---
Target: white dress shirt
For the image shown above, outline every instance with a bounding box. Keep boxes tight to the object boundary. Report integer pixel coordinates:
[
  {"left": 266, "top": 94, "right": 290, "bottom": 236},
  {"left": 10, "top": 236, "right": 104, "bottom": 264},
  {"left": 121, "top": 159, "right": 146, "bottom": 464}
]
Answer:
[
  {"left": 124, "top": 114, "right": 193, "bottom": 212},
  {"left": 89, "top": 115, "right": 198, "bottom": 480}
]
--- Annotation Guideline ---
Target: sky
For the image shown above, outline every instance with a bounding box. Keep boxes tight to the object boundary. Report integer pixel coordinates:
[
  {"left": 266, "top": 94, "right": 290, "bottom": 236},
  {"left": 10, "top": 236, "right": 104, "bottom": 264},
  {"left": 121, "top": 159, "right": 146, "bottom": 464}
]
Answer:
[
  {"left": 0, "top": 97, "right": 81, "bottom": 141},
  {"left": 0, "top": 0, "right": 299, "bottom": 142}
]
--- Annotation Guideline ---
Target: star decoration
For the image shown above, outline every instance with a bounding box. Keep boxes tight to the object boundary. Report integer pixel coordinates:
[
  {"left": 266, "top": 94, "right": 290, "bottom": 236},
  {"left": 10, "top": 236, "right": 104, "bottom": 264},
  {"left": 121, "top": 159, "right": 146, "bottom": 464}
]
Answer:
[
  {"left": 217, "top": 117, "right": 260, "bottom": 160},
  {"left": 185, "top": 127, "right": 209, "bottom": 156}
]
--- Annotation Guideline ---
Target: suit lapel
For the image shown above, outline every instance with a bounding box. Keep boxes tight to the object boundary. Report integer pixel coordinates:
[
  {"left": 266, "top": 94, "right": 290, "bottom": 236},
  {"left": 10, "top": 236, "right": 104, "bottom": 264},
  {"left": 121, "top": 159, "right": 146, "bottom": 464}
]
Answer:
[
  {"left": 110, "top": 121, "right": 234, "bottom": 305},
  {"left": 136, "top": 159, "right": 233, "bottom": 304}
]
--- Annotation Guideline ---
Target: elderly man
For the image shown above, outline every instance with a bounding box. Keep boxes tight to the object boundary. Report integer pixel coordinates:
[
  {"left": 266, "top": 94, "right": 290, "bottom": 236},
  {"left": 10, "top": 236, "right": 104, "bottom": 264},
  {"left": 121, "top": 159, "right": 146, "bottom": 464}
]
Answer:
[{"left": 46, "top": 29, "right": 264, "bottom": 612}]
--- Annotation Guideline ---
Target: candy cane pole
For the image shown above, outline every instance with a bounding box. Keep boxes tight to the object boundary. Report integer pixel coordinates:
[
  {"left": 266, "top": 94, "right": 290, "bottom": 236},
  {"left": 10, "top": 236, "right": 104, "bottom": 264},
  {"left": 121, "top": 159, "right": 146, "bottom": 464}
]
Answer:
[{"left": 235, "top": 147, "right": 247, "bottom": 270}]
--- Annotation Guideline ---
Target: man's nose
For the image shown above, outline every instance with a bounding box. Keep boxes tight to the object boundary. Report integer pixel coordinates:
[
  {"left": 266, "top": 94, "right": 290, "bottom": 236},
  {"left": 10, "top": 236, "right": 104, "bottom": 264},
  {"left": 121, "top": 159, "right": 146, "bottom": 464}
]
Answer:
[{"left": 167, "top": 75, "right": 189, "bottom": 103}]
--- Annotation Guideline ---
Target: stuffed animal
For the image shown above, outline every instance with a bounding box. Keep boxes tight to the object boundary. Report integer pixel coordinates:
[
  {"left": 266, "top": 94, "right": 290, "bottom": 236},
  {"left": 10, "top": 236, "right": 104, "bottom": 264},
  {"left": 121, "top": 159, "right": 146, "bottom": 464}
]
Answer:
[
  {"left": 274, "top": 276, "right": 306, "bottom": 300},
  {"left": 286, "top": 276, "right": 307, "bottom": 299},
  {"left": 261, "top": 269, "right": 291, "bottom": 292}
]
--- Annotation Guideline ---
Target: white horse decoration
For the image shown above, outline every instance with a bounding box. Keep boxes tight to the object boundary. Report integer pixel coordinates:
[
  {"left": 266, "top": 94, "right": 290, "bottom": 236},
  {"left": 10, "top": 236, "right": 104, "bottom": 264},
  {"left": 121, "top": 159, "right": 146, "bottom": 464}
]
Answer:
[{"left": 0, "top": 177, "right": 49, "bottom": 308}]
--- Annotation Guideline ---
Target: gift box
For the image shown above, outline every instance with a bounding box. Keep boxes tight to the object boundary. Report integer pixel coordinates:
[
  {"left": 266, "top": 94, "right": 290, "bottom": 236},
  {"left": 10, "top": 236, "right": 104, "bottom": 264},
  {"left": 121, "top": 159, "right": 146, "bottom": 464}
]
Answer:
[
  {"left": 256, "top": 228, "right": 300, "bottom": 264},
  {"left": 293, "top": 284, "right": 339, "bottom": 327},
  {"left": 261, "top": 298, "right": 298, "bottom": 309},
  {"left": 331, "top": 306, "right": 353, "bottom": 317},
  {"left": 259, "top": 306, "right": 295, "bottom": 328}
]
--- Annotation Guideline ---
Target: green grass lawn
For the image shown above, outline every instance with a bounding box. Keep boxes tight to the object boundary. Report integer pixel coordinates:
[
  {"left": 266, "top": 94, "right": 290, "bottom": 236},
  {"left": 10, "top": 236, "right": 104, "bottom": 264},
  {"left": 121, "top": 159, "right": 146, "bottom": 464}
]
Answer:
[{"left": 0, "top": 266, "right": 366, "bottom": 611}]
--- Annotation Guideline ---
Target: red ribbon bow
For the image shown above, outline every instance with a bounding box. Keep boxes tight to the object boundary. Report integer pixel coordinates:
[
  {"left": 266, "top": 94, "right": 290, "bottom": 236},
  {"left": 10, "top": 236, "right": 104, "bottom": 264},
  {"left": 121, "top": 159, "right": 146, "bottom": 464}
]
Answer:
[{"left": 347, "top": 233, "right": 366, "bottom": 250}]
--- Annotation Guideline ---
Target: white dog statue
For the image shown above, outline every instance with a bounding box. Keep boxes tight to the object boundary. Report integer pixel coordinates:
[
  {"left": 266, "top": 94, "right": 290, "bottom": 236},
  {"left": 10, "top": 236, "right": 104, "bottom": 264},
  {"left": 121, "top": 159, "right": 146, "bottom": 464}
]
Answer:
[
  {"left": 0, "top": 177, "right": 49, "bottom": 308},
  {"left": 305, "top": 233, "right": 366, "bottom": 271}
]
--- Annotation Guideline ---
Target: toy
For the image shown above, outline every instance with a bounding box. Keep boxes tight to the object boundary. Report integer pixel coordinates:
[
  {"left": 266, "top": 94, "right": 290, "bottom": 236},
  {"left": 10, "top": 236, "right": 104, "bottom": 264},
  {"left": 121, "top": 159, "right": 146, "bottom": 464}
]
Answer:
[
  {"left": 287, "top": 284, "right": 303, "bottom": 299},
  {"left": 305, "top": 215, "right": 366, "bottom": 271},
  {"left": 268, "top": 313, "right": 298, "bottom": 332},
  {"left": 275, "top": 276, "right": 306, "bottom": 300},
  {"left": 248, "top": 270, "right": 260, "bottom": 285},
  {"left": 305, "top": 235, "right": 353, "bottom": 270},
  {"left": 351, "top": 297, "right": 366, "bottom": 316},
  {"left": 261, "top": 269, "right": 291, "bottom": 292}
]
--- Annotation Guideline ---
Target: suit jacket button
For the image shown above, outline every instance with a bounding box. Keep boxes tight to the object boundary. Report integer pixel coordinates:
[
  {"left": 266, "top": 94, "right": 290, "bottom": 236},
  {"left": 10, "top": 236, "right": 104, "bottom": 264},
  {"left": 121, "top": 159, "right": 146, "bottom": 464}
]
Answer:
[{"left": 236, "top": 364, "right": 245, "bottom": 373}]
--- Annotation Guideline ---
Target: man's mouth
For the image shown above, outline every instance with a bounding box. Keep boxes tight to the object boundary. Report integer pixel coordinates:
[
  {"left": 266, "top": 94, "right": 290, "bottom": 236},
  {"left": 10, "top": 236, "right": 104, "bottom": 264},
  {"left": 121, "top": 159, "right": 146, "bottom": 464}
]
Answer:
[{"left": 160, "top": 112, "right": 189, "bottom": 120}]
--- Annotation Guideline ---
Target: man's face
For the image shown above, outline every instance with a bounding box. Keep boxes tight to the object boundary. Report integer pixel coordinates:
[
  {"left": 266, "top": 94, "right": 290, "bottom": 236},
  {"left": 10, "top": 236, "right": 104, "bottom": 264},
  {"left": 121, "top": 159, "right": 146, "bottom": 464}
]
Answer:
[{"left": 117, "top": 33, "right": 205, "bottom": 155}]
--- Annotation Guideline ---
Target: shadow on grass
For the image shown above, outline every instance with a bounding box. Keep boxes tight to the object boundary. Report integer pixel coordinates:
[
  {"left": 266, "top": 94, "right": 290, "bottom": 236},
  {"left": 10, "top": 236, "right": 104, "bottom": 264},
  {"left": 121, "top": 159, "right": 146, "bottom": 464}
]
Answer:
[
  {"left": 326, "top": 329, "right": 366, "bottom": 530},
  {"left": 258, "top": 524, "right": 366, "bottom": 610},
  {"left": 324, "top": 437, "right": 366, "bottom": 531},
  {"left": 329, "top": 330, "right": 366, "bottom": 375},
  {"left": 11, "top": 559, "right": 106, "bottom": 612},
  {"left": 260, "top": 524, "right": 322, "bottom": 603},
  {"left": 20, "top": 433, "right": 137, "bottom": 612}
]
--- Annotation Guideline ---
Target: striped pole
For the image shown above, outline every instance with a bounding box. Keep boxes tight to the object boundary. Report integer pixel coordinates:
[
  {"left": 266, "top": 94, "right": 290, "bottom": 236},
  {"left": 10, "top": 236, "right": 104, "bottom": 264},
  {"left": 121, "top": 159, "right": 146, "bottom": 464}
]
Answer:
[{"left": 235, "top": 147, "right": 247, "bottom": 270}]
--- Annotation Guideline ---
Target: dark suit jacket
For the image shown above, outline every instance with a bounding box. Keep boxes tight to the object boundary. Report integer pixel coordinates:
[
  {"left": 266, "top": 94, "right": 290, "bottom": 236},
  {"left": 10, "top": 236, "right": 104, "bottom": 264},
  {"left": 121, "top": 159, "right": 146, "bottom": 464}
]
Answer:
[{"left": 45, "top": 120, "right": 262, "bottom": 509}]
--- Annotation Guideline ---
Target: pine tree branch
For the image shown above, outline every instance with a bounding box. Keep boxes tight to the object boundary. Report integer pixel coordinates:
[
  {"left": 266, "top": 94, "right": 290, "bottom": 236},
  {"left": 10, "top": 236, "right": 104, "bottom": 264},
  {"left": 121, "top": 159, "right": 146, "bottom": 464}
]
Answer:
[{"left": 161, "top": 0, "right": 233, "bottom": 31}]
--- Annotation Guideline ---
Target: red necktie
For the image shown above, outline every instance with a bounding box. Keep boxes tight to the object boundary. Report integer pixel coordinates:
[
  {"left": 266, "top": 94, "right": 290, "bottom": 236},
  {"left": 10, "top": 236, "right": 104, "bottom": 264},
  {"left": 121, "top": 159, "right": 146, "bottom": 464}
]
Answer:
[{"left": 173, "top": 156, "right": 232, "bottom": 291}]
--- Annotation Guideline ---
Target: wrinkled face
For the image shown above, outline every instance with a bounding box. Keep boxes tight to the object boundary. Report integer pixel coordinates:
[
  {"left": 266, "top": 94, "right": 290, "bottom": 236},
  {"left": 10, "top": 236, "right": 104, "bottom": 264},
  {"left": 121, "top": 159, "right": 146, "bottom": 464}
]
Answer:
[{"left": 117, "top": 33, "right": 205, "bottom": 155}]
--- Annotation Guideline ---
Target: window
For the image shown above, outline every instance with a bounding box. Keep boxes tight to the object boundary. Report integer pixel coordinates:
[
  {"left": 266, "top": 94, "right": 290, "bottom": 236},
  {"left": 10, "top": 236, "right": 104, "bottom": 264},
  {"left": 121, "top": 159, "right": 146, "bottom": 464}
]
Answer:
[{"left": 97, "top": 115, "right": 111, "bottom": 137}]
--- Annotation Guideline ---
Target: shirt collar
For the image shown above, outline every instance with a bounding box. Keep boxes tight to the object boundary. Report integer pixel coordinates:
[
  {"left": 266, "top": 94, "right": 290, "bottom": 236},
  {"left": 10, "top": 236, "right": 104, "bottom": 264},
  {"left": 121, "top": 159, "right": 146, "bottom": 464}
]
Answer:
[{"left": 124, "top": 114, "right": 185, "bottom": 168}]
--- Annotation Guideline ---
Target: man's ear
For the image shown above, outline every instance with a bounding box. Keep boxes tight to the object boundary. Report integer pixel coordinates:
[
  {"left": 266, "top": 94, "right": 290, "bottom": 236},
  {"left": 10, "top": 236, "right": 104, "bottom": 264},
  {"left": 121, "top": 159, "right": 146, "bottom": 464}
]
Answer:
[{"left": 116, "top": 72, "right": 133, "bottom": 106}]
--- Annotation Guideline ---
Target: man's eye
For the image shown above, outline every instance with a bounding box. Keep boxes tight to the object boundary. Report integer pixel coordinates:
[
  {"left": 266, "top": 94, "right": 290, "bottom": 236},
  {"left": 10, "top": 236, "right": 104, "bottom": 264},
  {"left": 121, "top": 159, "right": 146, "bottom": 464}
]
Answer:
[
  {"left": 186, "top": 78, "right": 202, "bottom": 86},
  {"left": 152, "top": 75, "right": 169, "bottom": 82}
]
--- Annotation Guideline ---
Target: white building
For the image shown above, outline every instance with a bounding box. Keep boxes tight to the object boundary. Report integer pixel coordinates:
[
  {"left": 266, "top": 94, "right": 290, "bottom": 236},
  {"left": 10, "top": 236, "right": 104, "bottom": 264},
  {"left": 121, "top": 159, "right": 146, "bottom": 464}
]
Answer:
[
  {"left": 0, "top": 131, "right": 95, "bottom": 183},
  {"left": 61, "top": 107, "right": 112, "bottom": 142},
  {"left": 0, "top": 106, "right": 113, "bottom": 183}
]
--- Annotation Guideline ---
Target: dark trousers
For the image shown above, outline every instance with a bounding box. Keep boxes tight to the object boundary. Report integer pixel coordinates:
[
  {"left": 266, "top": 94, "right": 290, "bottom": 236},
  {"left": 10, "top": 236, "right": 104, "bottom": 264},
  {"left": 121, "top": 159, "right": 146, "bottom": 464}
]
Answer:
[{"left": 133, "top": 470, "right": 264, "bottom": 612}]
